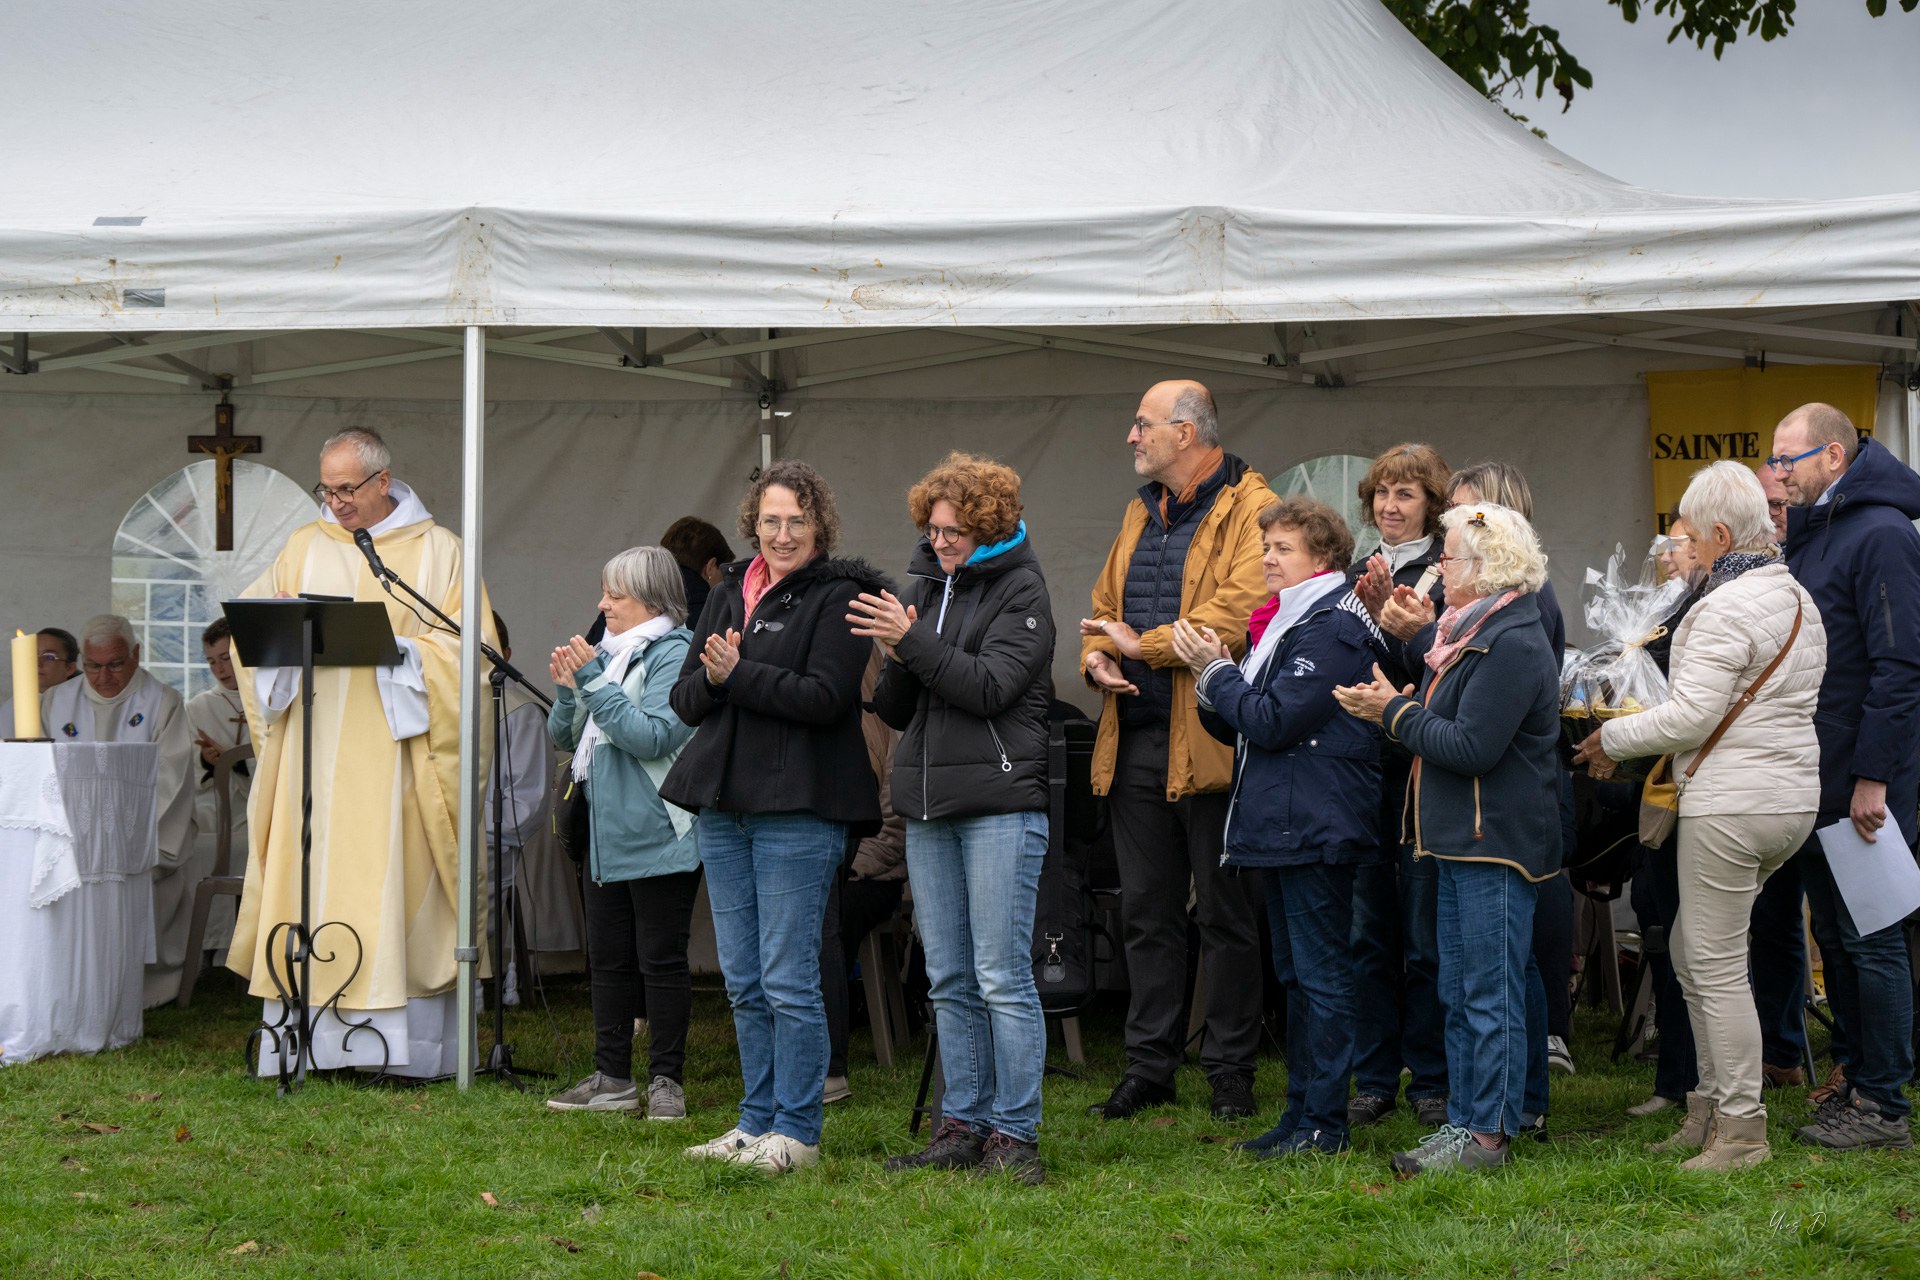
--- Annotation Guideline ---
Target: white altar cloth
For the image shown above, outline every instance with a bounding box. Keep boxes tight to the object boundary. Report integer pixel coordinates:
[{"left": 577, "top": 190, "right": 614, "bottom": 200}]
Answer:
[{"left": 0, "top": 741, "right": 159, "bottom": 1064}]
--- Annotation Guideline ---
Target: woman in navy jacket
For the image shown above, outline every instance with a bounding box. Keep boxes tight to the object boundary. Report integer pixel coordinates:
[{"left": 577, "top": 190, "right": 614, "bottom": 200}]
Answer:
[
  {"left": 1169, "top": 496, "right": 1385, "bottom": 1156},
  {"left": 1335, "top": 502, "right": 1561, "bottom": 1178}
]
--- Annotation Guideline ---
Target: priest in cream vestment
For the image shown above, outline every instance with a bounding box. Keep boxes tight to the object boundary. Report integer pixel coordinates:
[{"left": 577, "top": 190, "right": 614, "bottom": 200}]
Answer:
[
  {"left": 228, "top": 429, "right": 493, "bottom": 1078},
  {"left": 42, "top": 615, "right": 197, "bottom": 1007}
]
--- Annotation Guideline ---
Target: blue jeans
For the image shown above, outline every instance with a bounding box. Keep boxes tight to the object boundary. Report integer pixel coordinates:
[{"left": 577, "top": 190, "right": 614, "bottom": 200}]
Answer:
[
  {"left": 906, "top": 811, "right": 1049, "bottom": 1143},
  {"left": 1800, "top": 842, "right": 1914, "bottom": 1116},
  {"left": 699, "top": 809, "right": 847, "bottom": 1145},
  {"left": 1436, "top": 857, "right": 1538, "bottom": 1137},
  {"left": 1267, "top": 862, "right": 1359, "bottom": 1142},
  {"left": 1350, "top": 840, "right": 1448, "bottom": 1101}
]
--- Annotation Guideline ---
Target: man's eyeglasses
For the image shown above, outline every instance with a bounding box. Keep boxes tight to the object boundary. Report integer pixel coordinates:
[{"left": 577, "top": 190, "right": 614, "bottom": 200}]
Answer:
[
  {"left": 756, "top": 516, "right": 812, "bottom": 538},
  {"left": 313, "top": 471, "right": 384, "bottom": 504},
  {"left": 82, "top": 658, "right": 131, "bottom": 675},
  {"left": 1764, "top": 445, "right": 1825, "bottom": 472},
  {"left": 1129, "top": 417, "right": 1190, "bottom": 434},
  {"left": 923, "top": 524, "right": 968, "bottom": 546},
  {"left": 1767, "top": 499, "right": 1790, "bottom": 511}
]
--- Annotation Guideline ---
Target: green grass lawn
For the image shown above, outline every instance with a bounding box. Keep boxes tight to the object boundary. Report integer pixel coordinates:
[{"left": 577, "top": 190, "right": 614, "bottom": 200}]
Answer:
[{"left": 3, "top": 972, "right": 1917, "bottom": 1280}]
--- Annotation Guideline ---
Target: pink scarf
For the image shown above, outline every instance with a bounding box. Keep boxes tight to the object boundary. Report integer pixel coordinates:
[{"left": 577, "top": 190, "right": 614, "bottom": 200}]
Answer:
[
  {"left": 741, "top": 555, "right": 774, "bottom": 620},
  {"left": 1247, "top": 595, "right": 1280, "bottom": 647},
  {"left": 1424, "top": 589, "right": 1520, "bottom": 674}
]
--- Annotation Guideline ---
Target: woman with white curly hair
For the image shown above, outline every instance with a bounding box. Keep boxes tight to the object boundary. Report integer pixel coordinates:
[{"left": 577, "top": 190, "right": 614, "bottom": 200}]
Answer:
[{"left": 1334, "top": 502, "right": 1562, "bottom": 1177}]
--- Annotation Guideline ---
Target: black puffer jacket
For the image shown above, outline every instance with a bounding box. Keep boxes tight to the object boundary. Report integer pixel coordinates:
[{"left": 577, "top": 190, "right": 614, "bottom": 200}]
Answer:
[
  {"left": 660, "top": 554, "right": 890, "bottom": 834},
  {"left": 871, "top": 528, "right": 1055, "bottom": 820}
]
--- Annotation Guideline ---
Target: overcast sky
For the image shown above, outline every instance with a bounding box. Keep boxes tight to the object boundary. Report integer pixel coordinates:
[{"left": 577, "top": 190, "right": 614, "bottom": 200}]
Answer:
[{"left": 1520, "top": 1, "right": 1920, "bottom": 199}]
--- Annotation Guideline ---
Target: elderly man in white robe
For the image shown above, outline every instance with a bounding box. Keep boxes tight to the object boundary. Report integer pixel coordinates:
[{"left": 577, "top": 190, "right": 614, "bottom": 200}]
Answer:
[
  {"left": 41, "top": 615, "right": 197, "bottom": 1007},
  {"left": 229, "top": 427, "right": 495, "bottom": 1079},
  {"left": 184, "top": 617, "right": 251, "bottom": 963}
]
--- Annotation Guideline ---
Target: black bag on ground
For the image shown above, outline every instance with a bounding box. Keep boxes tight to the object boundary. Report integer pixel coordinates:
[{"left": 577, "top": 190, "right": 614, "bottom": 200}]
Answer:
[{"left": 1031, "top": 716, "right": 1108, "bottom": 1014}]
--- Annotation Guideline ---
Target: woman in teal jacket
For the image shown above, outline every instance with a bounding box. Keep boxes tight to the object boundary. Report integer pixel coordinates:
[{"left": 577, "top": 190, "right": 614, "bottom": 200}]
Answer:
[{"left": 544, "top": 546, "right": 698, "bottom": 1121}]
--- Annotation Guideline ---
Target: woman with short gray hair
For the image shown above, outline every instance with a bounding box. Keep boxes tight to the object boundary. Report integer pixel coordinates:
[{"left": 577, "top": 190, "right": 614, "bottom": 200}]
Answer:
[
  {"left": 545, "top": 545, "right": 699, "bottom": 1120},
  {"left": 1576, "top": 461, "right": 1827, "bottom": 1170}
]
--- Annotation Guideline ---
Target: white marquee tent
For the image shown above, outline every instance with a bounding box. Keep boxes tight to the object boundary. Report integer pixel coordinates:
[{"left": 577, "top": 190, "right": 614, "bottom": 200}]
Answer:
[{"left": 5, "top": 0, "right": 1918, "bottom": 1083}]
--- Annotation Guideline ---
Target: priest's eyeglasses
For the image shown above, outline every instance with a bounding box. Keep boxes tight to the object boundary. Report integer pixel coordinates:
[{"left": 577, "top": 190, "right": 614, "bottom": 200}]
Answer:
[
  {"left": 83, "top": 657, "right": 131, "bottom": 675},
  {"left": 313, "top": 471, "right": 384, "bottom": 504}
]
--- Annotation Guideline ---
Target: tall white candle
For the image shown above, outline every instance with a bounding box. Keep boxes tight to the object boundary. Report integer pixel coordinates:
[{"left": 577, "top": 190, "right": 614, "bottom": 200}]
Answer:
[{"left": 11, "top": 630, "right": 43, "bottom": 739}]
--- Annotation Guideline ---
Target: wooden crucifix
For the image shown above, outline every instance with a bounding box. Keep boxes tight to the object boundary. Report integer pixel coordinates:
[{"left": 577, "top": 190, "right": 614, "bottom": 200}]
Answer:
[{"left": 188, "top": 397, "right": 261, "bottom": 551}]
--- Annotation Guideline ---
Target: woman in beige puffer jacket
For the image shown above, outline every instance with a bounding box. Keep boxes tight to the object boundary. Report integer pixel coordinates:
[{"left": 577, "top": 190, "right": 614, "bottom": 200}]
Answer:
[{"left": 1577, "top": 461, "right": 1826, "bottom": 1172}]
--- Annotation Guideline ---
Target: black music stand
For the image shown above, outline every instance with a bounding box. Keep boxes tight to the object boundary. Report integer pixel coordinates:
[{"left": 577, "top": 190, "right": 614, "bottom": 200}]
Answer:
[{"left": 225, "top": 597, "right": 401, "bottom": 1093}]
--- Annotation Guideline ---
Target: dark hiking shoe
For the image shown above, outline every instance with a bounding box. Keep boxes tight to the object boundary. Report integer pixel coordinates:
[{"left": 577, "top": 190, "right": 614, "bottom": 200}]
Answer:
[
  {"left": 1233, "top": 1110, "right": 1300, "bottom": 1153},
  {"left": 1796, "top": 1094, "right": 1914, "bottom": 1151},
  {"left": 883, "top": 1117, "right": 987, "bottom": 1171},
  {"left": 1258, "top": 1127, "right": 1349, "bottom": 1159},
  {"left": 1347, "top": 1094, "right": 1396, "bottom": 1128},
  {"left": 1089, "top": 1073, "right": 1175, "bottom": 1119},
  {"left": 1412, "top": 1095, "right": 1451, "bottom": 1128},
  {"left": 1210, "top": 1073, "right": 1258, "bottom": 1120},
  {"left": 970, "top": 1131, "right": 1045, "bottom": 1186}
]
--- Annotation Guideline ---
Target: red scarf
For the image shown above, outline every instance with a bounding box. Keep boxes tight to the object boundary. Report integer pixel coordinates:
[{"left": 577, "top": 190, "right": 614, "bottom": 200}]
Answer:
[
  {"left": 741, "top": 555, "right": 774, "bottom": 620},
  {"left": 1156, "top": 445, "right": 1226, "bottom": 526},
  {"left": 1247, "top": 595, "right": 1280, "bottom": 648}
]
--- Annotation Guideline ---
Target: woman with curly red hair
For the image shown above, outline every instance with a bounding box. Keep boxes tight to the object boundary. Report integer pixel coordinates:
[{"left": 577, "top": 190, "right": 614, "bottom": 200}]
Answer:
[{"left": 849, "top": 451, "right": 1056, "bottom": 1185}]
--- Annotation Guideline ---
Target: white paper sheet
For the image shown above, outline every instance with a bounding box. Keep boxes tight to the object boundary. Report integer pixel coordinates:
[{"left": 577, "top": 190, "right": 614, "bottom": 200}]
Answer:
[{"left": 1816, "top": 811, "right": 1920, "bottom": 938}]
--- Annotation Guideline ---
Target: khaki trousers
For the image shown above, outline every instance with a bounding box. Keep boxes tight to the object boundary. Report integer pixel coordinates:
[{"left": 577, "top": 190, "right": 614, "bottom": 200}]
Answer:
[{"left": 1670, "top": 810, "right": 1816, "bottom": 1121}]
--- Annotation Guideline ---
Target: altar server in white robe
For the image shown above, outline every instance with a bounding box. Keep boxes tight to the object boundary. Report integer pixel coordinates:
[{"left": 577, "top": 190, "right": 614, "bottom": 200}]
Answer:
[
  {"left": 184, "top": 616, "right": 251, "bottom": 960},
  {"left": 483, "top": 611, "right": 566, "bottom": 1005},
  {"left": 229, "top": 427, "right": 494, "bottom": 1079},
  {"left": 42, "top": 615, "right": 197, "bottom": 1007}
]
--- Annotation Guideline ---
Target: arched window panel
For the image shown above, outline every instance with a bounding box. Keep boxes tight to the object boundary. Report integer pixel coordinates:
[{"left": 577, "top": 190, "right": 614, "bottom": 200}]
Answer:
[
  {"left": 111, "top": 460, "right": 318, "bottom": 699},
  {"left": 1271, "top": 454, "right": 1378, "bottom": 560}
]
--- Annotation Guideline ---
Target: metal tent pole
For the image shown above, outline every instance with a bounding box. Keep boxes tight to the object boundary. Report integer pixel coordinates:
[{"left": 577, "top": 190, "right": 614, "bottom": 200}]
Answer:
[{"left": 456, "top": 325, "right": 486, "bottom": 1089}]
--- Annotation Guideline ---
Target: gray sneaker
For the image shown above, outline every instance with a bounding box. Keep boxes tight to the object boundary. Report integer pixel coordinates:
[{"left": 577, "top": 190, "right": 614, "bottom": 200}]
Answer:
[
  {"left": 546, "top": 1071, "right": 639, "bottom": 1112},
  {"left": 1796, "top": 1093, "right": 1914, "bottom": 1150},
  {"left": 1391, "top": 1124, "right": 1511, "bottom": 1176},
  {"left": 645, "top": 1075, "right": 687, "bottom": 1121}
]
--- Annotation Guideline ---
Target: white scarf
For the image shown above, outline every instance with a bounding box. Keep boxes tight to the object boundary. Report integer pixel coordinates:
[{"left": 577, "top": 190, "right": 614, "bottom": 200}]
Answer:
[
  {"left": 572, "top": 614, "right": 673, "bottom": 781},
  {"left": 45, "top": 667, "right": 164, "bottom": 742},
  {"left": 1242, "top": 571, "right": 1348, "bottom": 686},
  {"left": 1378, "top": 534, "right": 1434, "bottom": 576}
]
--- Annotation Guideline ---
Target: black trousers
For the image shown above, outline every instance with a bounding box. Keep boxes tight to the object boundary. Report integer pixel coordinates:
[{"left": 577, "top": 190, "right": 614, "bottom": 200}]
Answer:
[
  {"left": 583, "top": 867, "right": 702, "bottom": 1083},
  {"left": 824, "top": 870, "right": 908, "bottom": 1078},
  {"left": 1109, "top": 723, "right": 1263, "bottom": 1086}
]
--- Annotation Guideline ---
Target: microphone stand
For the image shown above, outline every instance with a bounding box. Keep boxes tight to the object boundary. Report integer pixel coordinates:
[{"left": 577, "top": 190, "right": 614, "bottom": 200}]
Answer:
[{"left": 364, "top": 554, "right": 553, "bottom": 1091}]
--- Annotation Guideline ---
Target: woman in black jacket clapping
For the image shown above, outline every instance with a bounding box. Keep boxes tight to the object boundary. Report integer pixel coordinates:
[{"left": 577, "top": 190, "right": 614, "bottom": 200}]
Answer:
[
  {"left": 660, "top": 461, "right": 886, "bottom": 1176},
  {"left": 850, "top": 452, "right": 1056, "bottom": 1186}
]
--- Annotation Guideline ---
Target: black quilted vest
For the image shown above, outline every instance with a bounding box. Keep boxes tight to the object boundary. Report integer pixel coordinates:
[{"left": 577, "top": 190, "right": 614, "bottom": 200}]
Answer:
[{"left": 1119, "top": 458, "right": 1236, "bottom": 726}]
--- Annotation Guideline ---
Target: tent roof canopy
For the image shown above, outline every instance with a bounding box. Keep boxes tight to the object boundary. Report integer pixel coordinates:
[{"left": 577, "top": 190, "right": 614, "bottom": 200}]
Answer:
[{"left": 3, "top": 0, "right": 1918, "bottom": 332}]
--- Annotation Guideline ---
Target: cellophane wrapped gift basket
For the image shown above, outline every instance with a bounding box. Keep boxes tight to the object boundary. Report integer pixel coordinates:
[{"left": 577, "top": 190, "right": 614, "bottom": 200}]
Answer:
[{"left": 1559, "top": 542, "right": 1692, "bottom": 783}]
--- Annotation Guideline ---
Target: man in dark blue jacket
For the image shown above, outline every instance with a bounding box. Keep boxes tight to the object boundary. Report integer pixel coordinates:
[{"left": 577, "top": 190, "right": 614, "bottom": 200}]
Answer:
[{"left": 1773, "top": 403, "right": 1920, "bottom": 1151}]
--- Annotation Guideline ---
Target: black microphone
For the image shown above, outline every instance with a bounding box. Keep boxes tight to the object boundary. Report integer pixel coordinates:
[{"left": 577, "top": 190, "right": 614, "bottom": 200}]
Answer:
[{"left": 353, "top": 528, "right": 392, "bottom": 582}]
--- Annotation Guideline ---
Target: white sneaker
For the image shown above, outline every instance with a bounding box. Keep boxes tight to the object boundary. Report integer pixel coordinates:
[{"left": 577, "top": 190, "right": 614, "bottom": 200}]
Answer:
[
  {"left": 727, "top": 1131, "right": 820, "bottom": 1175},
  {"left": 683, "top": 1126, "right": 761, "bottom": 1160},
  {"left": 1547, "top": 1035, "right": 1575, "bottom": 1075}
]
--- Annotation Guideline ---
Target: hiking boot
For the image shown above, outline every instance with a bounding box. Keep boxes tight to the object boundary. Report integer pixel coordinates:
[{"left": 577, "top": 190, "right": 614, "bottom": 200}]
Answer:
[
  {"left": 1259, "top": 1127, "right": 1349, "bottom": 1159},
  {"left": 1682, "top": 1112, "right": 1771, "bottom": 1171},
  {"left": 683, "top": 1126, "right": 762, "bottom": 1160},
  {"left": 883, "top": 1118, "right": 987, "bottom": 1171},
  {"left": 1089, "top": 1073, "right": 1175, "bottom": 1120},
  {"left": 822, "top": 1075, "right": 853, "bottom": 1105},
  {"left": 644, "top": 1075, "right": 686, "bottom": 1121},
  {"left": 545, "top": 1071, "right": 639, "bottom": 1113},
  {"left": 1210, "top": 1073, "right": 1258, "bottom": 1120},
  {"left": 1648, "top": 1092, "right": 1716, "bottom": 1154},
  {"left": 970, "top": 1131, "right": 1045, "bottom": 1186},
  {"left": 728, "top": 1131, "right": 820, "bottom": 1175},
  {"left": 1347, "top": 1094, "right": 1395, "bottom": 1128},
  {"left": 1547, "top": 1035, "right": 1576, "bottom": 1075},
  {"left": 1761, "top": 1063, "right": 1805, "bottom": 1089},
  {"left": 1411, "top": 1096, "right": 1450, "bottom": 1128},
  {"left": 1796, "top": 1094, "right": 1914, "bottom": 1151},
  {"left": 1391, "top": 1125, "right": 1511, "bottom": 1176},
  {"left": 1806, "top": 1062, "right": 1848, "bottom": 1106},
  {"left": 1628, "top": 1094, "right": 1679, "bottom": 1118},
  {"left": 1234, "top": 1106, "right": 1301, "bottom": 1154}
]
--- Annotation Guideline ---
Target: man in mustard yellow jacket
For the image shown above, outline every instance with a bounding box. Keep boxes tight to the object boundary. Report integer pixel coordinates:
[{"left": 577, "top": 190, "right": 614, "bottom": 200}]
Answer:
[{"left": 1080, "top": 379, "right": 1272, "bottom": 1121}]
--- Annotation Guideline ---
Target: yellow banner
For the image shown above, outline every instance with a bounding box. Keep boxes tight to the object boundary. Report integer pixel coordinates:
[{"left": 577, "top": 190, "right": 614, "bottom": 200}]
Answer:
[{"left": 1646, "top": 366, "right": 1877, "bottom": 533}]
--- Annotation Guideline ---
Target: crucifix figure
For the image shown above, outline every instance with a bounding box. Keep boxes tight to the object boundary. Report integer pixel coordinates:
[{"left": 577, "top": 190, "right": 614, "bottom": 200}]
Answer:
[{"left": 188, "top": 398, "right": 261, "bottom": 551}]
